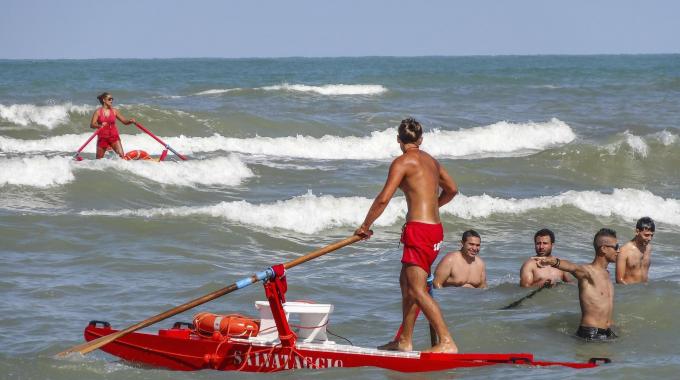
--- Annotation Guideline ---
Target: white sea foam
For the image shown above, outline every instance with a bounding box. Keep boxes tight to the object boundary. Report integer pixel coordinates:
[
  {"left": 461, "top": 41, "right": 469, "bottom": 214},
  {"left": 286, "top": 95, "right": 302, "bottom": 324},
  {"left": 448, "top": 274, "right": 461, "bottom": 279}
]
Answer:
[
  {"left": 0, "top": 155, "right": 253, "bottom": 188},
  {"left": 193, "top": 88, "right": 242, "bottom": 96},
  {"left": 80, "top": 188, "right": 680, "bottom": 234},
  {"left": 652, "top": 130, "right": 678, "bottom": 146},
  {"left": 0, "top": 156, "right": 75, "bottom": 187},
  {"left": 259, "top": 83, "right": 387, "bottom": 96},
  {"left": 623, "top": 131, "right": 649, "bottom": 158},
  {"left": 0, "top": 119, "right": 576, "bottom": 159},
  {"left": 0, "top": 103, "right": 93, "bottom": 129}
]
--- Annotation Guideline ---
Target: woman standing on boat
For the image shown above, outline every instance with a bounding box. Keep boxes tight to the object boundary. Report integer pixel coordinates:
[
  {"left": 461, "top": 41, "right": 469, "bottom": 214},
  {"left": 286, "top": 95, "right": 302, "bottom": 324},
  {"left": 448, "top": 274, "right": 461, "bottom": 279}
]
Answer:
[{"left": 90, "top": 92, "right": 136, "bottom": 159}]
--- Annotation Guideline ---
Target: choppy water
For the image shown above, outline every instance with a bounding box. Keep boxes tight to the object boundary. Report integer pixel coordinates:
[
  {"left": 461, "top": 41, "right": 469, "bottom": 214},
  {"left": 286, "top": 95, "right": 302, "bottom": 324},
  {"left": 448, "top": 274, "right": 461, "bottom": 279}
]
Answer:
[{"left": 1, "top": 55, "right": 679, "bottom": 379}]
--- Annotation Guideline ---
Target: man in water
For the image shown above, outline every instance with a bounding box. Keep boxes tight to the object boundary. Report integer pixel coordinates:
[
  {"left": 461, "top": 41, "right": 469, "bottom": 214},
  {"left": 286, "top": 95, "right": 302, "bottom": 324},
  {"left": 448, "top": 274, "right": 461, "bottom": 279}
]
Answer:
[
  {"left": 354, "top": 117, "right": 459, "bottom": 353},
  {"left": 535, "top": 228, "right": 619, "bottom": 341},
  {"left": 519, "top": 229, "right": 571, "bottom": 287},
  {"left": 616, "top": 217, "right": 655, "bottom": 284},
  {"left": 433, "top": 230, "right": 487, "bottom": 289}
]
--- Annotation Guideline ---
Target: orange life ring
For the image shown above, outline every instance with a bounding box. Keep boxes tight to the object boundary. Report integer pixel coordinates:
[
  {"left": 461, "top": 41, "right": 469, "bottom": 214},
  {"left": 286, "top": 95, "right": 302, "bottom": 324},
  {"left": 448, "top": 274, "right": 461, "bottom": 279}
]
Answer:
[
  {"left": 193, "top": 312, "right": 260, "bottom": 338},
  {"left": 124, "top": 150, "right": 151, "bottom": 161}
]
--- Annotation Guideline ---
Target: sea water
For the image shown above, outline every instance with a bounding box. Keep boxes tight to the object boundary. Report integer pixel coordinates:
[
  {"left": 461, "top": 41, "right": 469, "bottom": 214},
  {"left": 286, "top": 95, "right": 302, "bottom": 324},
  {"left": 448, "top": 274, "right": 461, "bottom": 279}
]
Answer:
[{"left": 1, "top": 55, "right": 679, "bottom": 379}]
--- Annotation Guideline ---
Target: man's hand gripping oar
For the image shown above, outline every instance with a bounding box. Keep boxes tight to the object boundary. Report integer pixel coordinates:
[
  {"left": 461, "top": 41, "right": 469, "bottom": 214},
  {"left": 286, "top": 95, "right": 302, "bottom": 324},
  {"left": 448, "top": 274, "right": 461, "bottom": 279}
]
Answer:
[{"left": 56, "top": 235, "right": 361, "bottom": 357}]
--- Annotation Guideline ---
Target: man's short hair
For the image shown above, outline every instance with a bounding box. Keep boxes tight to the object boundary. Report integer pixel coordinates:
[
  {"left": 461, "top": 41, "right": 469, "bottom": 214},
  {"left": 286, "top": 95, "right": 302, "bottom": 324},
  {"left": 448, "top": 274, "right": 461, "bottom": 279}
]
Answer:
[
  {"left": 593, "top": 228, "right": 617, "bottom": 250},
  {"left": 636, "top": 216, "right": 655, "bottom": 232},
  {"left": 398, "top": 117, "right": 423, "bottom": 144},
  {"left": 462, "top": 229, "right": 481, "bottom": 243},
  {"left": 534, "top": 228, "right": 555, "bottom": 243}
]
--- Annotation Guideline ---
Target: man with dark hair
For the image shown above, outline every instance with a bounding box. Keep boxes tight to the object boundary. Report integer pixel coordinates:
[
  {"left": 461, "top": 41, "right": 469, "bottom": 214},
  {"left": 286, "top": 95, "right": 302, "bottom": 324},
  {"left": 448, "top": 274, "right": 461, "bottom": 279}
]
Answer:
[
  {"left": 616, "top": 217, "right": 655, "bottom": 284},
  {"left": 519, "top": 229, "right": 571, "bottom": 287},
  {"left": 535, "top": 228, "right": 619, "bottom": 341},
  {"left": 433, "top": 230, "right": 487, "bottom": 289},
  {"left": 355, "top": 117, "right": 459, "bottom": 353}
]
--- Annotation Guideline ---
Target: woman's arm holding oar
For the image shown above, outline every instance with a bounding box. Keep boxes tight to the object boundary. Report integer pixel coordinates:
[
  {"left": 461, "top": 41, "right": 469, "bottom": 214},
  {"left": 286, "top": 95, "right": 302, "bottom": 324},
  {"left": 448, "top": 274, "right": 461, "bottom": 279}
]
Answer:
[{"left": 57, "top": 235, "right": 361, "bottom": 357}]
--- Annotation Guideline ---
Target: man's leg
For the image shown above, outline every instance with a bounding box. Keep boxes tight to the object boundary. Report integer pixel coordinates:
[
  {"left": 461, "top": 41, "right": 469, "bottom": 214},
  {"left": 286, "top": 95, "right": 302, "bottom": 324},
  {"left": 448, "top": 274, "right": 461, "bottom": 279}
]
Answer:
[
  {"left": 378, "top": 264, "right": 419, "bottom": 351},
  {"left": 403, "top": 265, "right": 458, "bottom": 353}
]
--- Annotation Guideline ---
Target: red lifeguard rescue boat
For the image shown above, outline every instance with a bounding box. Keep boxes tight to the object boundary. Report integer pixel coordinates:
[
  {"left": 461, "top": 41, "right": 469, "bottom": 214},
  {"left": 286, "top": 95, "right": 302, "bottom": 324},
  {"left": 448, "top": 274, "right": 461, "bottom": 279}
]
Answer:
[{"left": 83, "top": 263, "right": 609, "bottom": 373}]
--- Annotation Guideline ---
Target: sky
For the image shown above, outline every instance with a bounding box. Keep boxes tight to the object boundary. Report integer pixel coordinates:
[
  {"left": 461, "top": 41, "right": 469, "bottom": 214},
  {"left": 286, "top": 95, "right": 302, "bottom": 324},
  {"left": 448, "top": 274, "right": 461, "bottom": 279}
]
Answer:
[{"left": 2, "top": 0, "right": 679, "bottom": 59}]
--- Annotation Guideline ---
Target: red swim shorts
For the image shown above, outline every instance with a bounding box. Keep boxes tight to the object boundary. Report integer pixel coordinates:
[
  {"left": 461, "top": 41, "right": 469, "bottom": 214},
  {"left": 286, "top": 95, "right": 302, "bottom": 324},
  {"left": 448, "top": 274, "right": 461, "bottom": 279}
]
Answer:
[
  {"left": 400, "top": 221, "right": 443, "bottom": 275},
  {"left": 97, "top": 134, "right": 120, "bottom": 149}
]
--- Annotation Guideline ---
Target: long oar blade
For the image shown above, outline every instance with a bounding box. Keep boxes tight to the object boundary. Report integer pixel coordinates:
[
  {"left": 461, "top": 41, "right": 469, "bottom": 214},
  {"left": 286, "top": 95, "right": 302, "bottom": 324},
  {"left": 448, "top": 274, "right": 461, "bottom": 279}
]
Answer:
[
  {"left": 133, "top": 122, "right": 188, "bottom": 160},
  {"left": 57, "top": 235, "right": 361, "bottom": 357},
  {"left": 501, "top": 282, "right": 550, "bottom": 310}
]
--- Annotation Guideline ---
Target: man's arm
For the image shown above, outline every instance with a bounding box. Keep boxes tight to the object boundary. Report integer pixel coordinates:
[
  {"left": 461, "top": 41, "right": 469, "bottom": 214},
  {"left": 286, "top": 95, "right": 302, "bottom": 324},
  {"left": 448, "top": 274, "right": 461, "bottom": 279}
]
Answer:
[
  {"left": 535, "top": 257, "right": 591, "bottom": 282},
  {"left": 615, "top": 250, "right": 629, "bottom": 284},
  {"left": 519, "top": 259, "right": 535, "bottom": 287},
  {"left": 480, "top": 261, "right": 488, "bottom": 289},
  {"left": 355, "top": 159, "right": 405, "bottom": 238},
  {"left": 432, "top": 255, "right": 453, "bottom": 288},
  {"left": 437, "top": 163, "right": 458, "bottom": 207}
]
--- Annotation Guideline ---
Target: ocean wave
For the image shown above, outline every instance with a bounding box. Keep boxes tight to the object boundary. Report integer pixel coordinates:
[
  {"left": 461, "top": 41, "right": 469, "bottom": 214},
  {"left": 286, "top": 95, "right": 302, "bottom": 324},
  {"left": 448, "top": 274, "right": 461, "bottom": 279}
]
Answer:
[
  {"left": 602, "top": 130, "right": 680, "bottom": 158},
  {"left": 191, "top": 84, "right": 387, "bottom": 96},
  {"left": 79, "top": 188, "right": 680, "bottom": 234},
  {"left": 193, "top": 88, "right": 242, "bottom": 96},
  {"left": 0, "top": 156, "right": 75, "bottom": 187},
  {"left": 0, "top": 155, "right": 253, "bottom": 188},
  {"left": 0, "top": 118, "right": 575, "bottom": 159},
  {"left": 0, "top": 103, "right": 93, "bottom": 129},
  {"left": 259, "top": 83, "right": 387, "bottom": 96}
]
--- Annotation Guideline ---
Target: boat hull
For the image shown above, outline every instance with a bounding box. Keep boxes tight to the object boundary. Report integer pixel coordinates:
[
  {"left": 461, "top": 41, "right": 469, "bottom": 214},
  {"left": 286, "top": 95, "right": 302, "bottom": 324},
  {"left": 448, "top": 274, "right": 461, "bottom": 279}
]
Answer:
[{"left": 84, "top": 323, "right": 603, "bottom": 372}]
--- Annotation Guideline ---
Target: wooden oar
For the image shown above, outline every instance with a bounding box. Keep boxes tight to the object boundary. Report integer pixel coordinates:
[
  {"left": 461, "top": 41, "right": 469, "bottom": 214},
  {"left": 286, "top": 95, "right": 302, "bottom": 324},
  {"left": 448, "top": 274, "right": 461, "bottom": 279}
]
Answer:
[
  {"left": 501, "top": 281, "right": 552, "bottom": 310},
  {"left": 57, "top": 235, "right": 361, "bottom": 357}
]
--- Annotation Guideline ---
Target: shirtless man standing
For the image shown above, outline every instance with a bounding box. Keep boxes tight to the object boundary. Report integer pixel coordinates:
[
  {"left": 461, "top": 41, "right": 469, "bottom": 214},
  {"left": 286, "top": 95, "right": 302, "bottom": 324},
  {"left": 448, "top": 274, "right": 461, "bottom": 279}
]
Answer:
[
  {"left": 519, "top": 229, "right": 571, "bottom": 287},
  {"left": 433, "top": 230, "right": 487, "bottom": 289},
  {"left": 535, "top": 228, "right": 619, "bottom": 341},
  {"left": 616, "top": 217, "right": 655, "bottom": 284},
  {"left": 354, "top": 117, "right": 458, "bottom": 353}
]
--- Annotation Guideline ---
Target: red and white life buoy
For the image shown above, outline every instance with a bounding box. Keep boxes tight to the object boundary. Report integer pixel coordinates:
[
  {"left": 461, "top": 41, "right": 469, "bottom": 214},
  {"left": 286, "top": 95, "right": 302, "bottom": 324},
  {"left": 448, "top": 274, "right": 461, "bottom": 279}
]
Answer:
[
  {"left": 124, "top": 150, "right": 151, "bottom": 161},
  {"left": 193, "top": 312, "right": 260, "bottom": 338}
]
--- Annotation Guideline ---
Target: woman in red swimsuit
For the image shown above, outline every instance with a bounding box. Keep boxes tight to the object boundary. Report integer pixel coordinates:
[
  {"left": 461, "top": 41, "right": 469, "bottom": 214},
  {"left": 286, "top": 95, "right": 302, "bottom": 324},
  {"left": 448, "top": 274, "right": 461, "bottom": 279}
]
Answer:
[{"left": 89, "top": 92, "right": 137, "bottom": 159}]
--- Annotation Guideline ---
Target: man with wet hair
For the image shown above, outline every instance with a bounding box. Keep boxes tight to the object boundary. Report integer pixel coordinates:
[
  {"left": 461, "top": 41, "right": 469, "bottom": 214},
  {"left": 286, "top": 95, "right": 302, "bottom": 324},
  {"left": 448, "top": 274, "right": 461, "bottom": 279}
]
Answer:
[
  {"left": 535, "top": 228, "right": 619, "bottom": 341},
  {"left": 616, "top": 217, "right": 655, "bottom": 284},
  {"left": 355, "top": 117, "right": 459, "bottom": 353},
  {"left": 519, "top": 229, "right": 571, "bottom": 287},
  {"left": 433, "top": 230, "right": 487, "bottom": 289}
]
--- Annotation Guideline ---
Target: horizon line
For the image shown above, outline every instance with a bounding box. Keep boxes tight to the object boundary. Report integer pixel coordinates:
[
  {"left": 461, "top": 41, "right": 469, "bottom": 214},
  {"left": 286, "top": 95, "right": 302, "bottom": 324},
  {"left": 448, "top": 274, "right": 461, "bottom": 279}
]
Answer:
[{"left": 2, "top": 52, "right": 680, "bottom": 61}]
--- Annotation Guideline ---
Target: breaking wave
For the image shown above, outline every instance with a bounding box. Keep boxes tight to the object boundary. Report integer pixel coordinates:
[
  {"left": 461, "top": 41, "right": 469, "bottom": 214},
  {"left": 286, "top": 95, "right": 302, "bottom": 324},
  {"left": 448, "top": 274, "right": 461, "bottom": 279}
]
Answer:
[{"left": 79, "top": 188, "right": 680, "bottom": 234}]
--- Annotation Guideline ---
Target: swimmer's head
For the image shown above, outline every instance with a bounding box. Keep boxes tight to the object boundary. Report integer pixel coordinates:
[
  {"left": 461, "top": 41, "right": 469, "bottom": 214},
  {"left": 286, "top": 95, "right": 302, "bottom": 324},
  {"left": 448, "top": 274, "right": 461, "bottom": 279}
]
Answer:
[
  {"left": 534, "top": 228, "right": 555, "bottom": 257},
  {"left": 97, "top": 92, "right": 112, "bottom": 105},
  {"left": 635, "top": 217, "right": 655, "bottom": 246},
  {"left": 461, "top": 229, "right": 481, "bottom": 258},
  {"left": 636, "top": 217, "right": 655, "bottom": 232},
  {"left": 398, "top": 117, "right": 423, "bottom": 144}
]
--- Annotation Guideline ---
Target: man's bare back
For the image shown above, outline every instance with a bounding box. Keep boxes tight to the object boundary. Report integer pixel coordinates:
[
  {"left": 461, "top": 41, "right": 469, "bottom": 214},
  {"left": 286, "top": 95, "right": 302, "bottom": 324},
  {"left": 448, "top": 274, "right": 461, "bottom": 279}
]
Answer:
[
  {"left": 354, "top": 118, "right": 458, "bottom": 353},
  {"left": 394, "top": 148, "right": 448, "bottom": 223}
]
